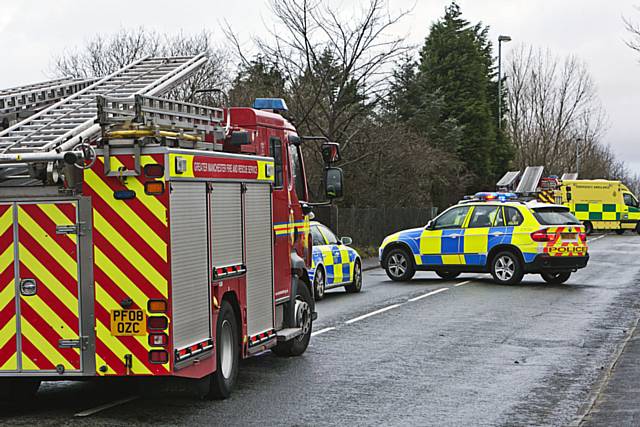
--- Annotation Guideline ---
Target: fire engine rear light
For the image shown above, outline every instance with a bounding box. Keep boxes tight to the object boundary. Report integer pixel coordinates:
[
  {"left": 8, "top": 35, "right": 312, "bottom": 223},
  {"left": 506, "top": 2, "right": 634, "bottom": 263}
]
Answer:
[
  {"left": 147, "top": 299, "right": 167, "bottom": 313},
  {"left": 149, "top": 350, "right": 168, "bottom": 364},
  {"left": 148, "top": 316, "right": 168, "bottom": 330},
  {"left": 149, "top": 333, "right": 168, "bottom": 347},
  {"left": 143, "top": 164, "right": 164, "bottom": 178},
  {"left": 531, "top": 229, "right": 553, "bottom": 242},
  {"left": 113, "top": 190, "right": 136, "bottom": 200},
  {"left": 144, "top": 181, "right": 164, "bottom": 195}
]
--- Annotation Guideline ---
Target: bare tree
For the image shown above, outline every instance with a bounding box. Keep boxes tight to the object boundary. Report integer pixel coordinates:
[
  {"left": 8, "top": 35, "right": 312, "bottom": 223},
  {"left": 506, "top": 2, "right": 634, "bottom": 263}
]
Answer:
[
  {"left": 50, "top": 28, "right": 230, "bottom": 102},
  {"left": 624, "top": 6, "right": 640, "bottom": 53},
  {"left": 506, "top": 45, "right": 610, "bottom": 177}
]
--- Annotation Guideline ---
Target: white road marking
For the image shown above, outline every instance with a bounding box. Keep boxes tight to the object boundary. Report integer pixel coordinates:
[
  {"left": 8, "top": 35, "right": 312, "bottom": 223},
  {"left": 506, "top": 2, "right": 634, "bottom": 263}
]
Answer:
[
  {"left": 454, "top": 280, "right": 473, "bottom": 287},
  {"left": 75, "top": 395, "right": 139, "bottom": 417},
  {"left": 311, "top": 326, "right": 336, "bottom": 337},
  {"left": 345, "top": 303, "right": 402, "bottom": 324},
  {"left": 589, "top": 234, "right": 606, "bottom": 242},
  {"left": 407, "top": 287, "right": 449, "bottom": 302}
]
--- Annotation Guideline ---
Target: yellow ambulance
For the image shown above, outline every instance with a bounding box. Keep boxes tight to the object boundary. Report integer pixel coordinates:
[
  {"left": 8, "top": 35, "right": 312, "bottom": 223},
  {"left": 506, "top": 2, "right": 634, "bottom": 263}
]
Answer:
[{"left": 558, "top": 180, "right": 640, "bottom": 234}]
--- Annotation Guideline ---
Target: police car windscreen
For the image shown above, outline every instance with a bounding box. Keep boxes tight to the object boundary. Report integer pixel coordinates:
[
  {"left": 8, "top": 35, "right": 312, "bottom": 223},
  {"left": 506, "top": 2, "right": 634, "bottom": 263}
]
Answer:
[{"left": 532, "top": 207, "right": 581, "bottom": 225}]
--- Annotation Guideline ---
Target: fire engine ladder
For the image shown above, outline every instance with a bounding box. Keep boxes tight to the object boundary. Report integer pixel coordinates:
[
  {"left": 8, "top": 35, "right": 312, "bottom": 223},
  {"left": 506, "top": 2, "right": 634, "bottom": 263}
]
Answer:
[
  {"left": 0, "top": 77, "right": 97, "bottom": 119},
  {"left": 0, "top": 54, "right": 208, "bottom": 179},
  {"left": 97, "top": 94, "right": 226, "bottom": 176}
]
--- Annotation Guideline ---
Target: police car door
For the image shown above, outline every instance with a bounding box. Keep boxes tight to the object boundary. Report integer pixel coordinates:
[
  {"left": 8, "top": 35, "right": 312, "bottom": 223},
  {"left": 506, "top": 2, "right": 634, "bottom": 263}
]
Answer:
[
  {"left": 318, "top": 225, "right": 341, "bottom": 285},
  {"left": 420, "top": 206, "right": 470, "bottom": 266},
  {"left": 462, "top": 205, "right": 502, "bottom": 265}
]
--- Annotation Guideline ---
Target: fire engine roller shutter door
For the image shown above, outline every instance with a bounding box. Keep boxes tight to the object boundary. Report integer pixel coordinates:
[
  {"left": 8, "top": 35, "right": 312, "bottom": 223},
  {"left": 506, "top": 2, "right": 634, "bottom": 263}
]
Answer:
[
  {"left": 244, "top": 183, "right": 274, "bottom": 337},
  {"left": 210, "top": 183, "right": 243, "bottom": 267},
  {"left": 169, "top": 182, "right": 211, "bottom": 350}
]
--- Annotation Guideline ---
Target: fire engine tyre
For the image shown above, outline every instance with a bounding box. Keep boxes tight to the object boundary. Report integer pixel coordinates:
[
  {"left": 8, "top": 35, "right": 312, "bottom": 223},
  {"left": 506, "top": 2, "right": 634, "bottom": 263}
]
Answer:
[
  {"left": 541, "top": 272, "right": 572, "bottom": 284},
  {"left": 313, "top": 267, "right": 326, "bottom": 300},
  {"left": 272, "top": 282, "right": 313, "bottom": 357},
  {"left": 0, "top": 378, "right": 41, "bottom": 403},
  {"left": 345, "top": 260, "right": 363, "bottom": 293},
  {"left": 615, "top": 229, "right": 625, "bottom": 235},
  {"left": 384, "top": 247, "right": 416, "bottom": 281},
  {"left": 207, "top": 301, "right": 239, "bottom": 400},
  {"left": 435, "top": 271, "right": 461, "bottom": 280},
  {"left": 490, "top": 251, "right": 524, "bottom": 285},
  {"left": 584, "top": 221, "right": 594, "bottom": 235}
]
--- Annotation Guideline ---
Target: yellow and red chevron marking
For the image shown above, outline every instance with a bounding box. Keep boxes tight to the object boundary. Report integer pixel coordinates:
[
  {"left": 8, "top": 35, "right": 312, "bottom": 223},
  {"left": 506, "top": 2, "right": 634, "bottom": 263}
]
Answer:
[
  {"left": 543, "top": 226, "right": 587, "bottom": 257},
  {"left": 0, "top": 204, "right": 17, "bottom": 371},
  {"left": 85, "top": 154, "right": 170, "bottom": 376},
  {"left": 17, "top": 202, "right": 81, "bottom": 371}
]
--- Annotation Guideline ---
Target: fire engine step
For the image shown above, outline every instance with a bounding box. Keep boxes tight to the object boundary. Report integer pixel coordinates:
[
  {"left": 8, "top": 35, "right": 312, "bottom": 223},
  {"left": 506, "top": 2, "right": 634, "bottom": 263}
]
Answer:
[{"left": 276, "top": 328, "right": 304, "bottom": 342}]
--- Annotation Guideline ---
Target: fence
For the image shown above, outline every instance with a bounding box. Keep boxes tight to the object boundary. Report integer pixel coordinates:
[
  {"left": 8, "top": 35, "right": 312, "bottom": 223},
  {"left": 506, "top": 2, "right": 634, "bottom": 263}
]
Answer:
[{"left": 315, "top": 206, "right": 439, "bottom": 248}]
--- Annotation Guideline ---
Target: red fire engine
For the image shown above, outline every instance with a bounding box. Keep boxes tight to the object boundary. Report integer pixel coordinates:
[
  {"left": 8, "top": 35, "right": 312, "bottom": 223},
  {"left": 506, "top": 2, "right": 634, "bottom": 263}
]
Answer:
[{"left": 0, "top": 55, "right": 342, "bottom": 399}]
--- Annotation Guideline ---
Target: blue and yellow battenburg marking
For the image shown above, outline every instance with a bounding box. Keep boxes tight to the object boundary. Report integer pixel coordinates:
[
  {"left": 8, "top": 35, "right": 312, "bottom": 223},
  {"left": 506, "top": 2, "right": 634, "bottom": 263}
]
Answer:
[
  {"left": 379, "top": 226, "right": 541, "bottom": 267},
  {"left": 310, "top": 244, "right": 357, "bottom": 285}
]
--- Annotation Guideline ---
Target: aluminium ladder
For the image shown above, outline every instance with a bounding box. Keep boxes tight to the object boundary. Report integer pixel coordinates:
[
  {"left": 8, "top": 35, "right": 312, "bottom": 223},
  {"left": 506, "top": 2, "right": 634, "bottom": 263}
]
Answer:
[
  {"left": 0, "top": 77, "right": 98, "bottom": 118},
  {"left": 0, "top": 54, "right": 208, "bottom": 173}
]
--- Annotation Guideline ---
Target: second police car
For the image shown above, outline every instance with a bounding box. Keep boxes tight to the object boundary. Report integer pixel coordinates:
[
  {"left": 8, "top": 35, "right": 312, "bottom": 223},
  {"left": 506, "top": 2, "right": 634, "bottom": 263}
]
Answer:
[
  {"left": 310, "top": 221, "right": 363, "bottom": 300},
  {"left": 379, "top": 193, "right": 589, "bottom": 285}
]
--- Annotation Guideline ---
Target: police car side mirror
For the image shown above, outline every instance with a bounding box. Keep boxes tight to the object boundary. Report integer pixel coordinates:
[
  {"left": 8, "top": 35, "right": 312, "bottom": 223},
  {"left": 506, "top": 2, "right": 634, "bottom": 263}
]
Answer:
[
  {"left": 301, "top": 202, "right": 313, "bottom": 216},
  {"left": 341, "top": 236, "right": 352, "bottom": 246},
  {"left": 426, "top": 220, "right": 434, "bottom": 230},
  {"left": 324, "top": 167, "right": 344, "bottom": 200}
]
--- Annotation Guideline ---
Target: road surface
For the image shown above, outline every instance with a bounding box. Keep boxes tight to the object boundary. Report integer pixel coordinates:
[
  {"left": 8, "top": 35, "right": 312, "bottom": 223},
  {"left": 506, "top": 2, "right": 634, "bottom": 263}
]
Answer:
[{"left": 1, "top": 234, "right": 639, "bottom": 426}]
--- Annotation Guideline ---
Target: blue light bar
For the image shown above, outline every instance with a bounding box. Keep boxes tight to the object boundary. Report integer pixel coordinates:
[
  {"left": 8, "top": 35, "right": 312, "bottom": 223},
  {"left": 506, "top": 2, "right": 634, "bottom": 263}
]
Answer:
[
  {"left": 252, "top": 98, "right": 289, "bottom": 112},
  {"left": 474, "top": 192, "right": 517, "bottom": 202}
]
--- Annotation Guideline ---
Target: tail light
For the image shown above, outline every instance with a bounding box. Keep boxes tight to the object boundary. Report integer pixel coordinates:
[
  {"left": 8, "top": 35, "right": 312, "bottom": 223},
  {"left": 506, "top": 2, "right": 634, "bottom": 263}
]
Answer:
[
  {"left": 149, "top": 333, "right": 168, "bottom": 347},
  {"left": 149, "top": 350, "right": 168, "bottom": 364},
  {"left": 579, "top": 231, "right": 587, "bottom": 242},
  {"left": 148, "top": 316, "right": 168, "bottom": 330},
  {"left": 147, "top": 299, "right": 167, "bottom": 313},
  {"left": 531, "top": 229, "right": 552, "bottom": 242}
]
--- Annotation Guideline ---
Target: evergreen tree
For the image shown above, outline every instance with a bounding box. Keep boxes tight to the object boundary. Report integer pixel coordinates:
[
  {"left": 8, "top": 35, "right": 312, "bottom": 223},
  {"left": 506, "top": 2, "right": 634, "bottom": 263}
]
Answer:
[{"left": 414, "top": 2, "right": 511, "bottom": 189}]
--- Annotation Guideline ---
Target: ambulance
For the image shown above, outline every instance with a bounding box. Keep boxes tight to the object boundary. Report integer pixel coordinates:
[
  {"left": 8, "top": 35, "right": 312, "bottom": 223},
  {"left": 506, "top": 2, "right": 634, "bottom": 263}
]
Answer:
[{"left": 556, "top": 180, "right": 640, "bottom": 235}]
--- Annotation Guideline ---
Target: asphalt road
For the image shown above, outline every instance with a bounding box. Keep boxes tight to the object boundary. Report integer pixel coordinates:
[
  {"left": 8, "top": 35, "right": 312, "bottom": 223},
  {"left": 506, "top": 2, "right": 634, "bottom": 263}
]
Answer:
[{"left": 2, "top": 234, "right": 640, "bottom": 426}]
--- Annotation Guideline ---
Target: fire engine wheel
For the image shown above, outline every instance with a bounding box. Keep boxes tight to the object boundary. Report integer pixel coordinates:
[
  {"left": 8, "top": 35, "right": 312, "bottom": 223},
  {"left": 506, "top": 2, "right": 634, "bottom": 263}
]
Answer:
[
  {"left": 541, "top": 272, "right": 572, "bottom": 284},
  {"left": 313, "top": 267, "right": 326, "bottom": 301},
  {"left": 490, "top": 251, "right": 524, "bottom": 285},
  {"left": 0, "top": 378, "right": 41, "bottom": 403},
  {"left": 207, "top": 301, "right": 239, "bottom": 400},
  {"left": 435, "top": 271, "right": 461, "bottom": 280},
  {"left": 345, "top": 260, "right": 363, "bottom": 293},
  {"left": 384, "top": 247, "right": 416, "bottom": 281},
  {"left": 272, "top": 282, "right": 313, "bottom": 357}
]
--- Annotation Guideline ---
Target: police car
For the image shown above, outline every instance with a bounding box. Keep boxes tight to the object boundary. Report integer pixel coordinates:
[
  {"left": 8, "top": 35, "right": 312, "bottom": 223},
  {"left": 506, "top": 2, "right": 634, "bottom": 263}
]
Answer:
[
  {"left": 379, "top": 193, "right": 589, "bottom": 285},
  {"left": 310, "top": 221, "right": 363, "bottom": 300}
]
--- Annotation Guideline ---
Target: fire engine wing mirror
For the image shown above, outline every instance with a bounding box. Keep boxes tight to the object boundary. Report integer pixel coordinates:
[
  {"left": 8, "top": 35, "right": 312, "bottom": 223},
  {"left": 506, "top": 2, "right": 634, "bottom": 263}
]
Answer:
[
  {"left": 231, "top": 130, "right": 251, "bottom": 145},
  {"left": 321, "top": 142, "right": 341, "bottom": 165},
  {"left": 324, "top": 167, "right": 344, "bottom": 200}
]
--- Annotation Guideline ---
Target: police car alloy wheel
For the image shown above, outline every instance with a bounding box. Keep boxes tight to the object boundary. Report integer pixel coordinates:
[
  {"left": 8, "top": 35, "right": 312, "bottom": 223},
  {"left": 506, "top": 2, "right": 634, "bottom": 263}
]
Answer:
[
  {"left": 314, "top": 268, "right": 326, "bottom": 300},
  {"left": 385, "top": 248, "right": 415, "bottom": 281},
  {"left": 490, "top": 251, "right": 524, "bottom": 285},
  {"left": 345, "top": 261, "right": 362, "bottom": 293}
]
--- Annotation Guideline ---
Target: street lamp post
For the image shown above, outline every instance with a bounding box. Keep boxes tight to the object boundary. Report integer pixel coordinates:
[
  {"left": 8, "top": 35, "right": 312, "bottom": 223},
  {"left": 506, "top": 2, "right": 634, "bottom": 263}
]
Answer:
[
  {"left": 575, "top": 137, "right": 583, "bottom": 176},
  {"left": 497, "top": 35, "right": 512, "bottom": 131}
]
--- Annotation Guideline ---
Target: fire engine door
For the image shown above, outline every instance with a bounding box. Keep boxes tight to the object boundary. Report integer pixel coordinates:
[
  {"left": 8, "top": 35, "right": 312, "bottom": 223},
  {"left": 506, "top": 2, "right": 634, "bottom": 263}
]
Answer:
[{"left": 0, "top": 201, "right": 83, "bottom": 373}]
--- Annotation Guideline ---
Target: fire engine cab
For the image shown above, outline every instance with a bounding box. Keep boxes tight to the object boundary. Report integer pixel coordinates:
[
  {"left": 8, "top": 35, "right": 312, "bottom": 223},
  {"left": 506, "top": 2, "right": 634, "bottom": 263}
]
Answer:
[{"left": 0, "top": 55, "right": 343, "bottom": 399}]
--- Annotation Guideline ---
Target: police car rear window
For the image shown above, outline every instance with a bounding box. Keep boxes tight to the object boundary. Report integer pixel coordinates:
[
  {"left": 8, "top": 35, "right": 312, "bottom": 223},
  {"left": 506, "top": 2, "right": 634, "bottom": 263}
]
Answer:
[{"left": 532, "top": 207, "right": 581, "bottom": 225}]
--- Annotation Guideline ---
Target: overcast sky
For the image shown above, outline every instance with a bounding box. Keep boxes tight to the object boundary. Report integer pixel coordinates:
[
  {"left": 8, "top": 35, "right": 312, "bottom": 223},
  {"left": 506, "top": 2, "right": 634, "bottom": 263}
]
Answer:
[{"left": 1, "top": 0, "right": 639, "bottom": 175}]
